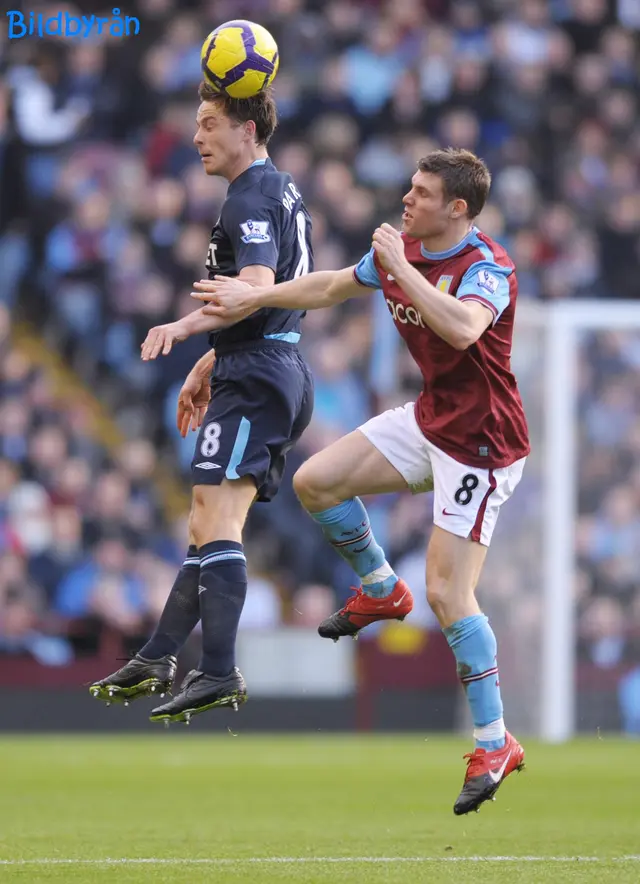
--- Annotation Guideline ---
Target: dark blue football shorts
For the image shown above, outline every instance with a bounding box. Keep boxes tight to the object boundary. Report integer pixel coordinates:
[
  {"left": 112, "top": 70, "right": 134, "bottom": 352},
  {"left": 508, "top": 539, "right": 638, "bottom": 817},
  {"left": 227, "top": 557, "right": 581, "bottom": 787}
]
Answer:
[{"left": 191, "top": 340, "right": 314, "bottom": 502}]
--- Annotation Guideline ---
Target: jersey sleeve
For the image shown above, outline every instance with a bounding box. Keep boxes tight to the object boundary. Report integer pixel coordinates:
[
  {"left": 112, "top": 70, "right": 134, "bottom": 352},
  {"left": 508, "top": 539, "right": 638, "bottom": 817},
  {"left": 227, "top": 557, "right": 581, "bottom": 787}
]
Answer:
[
  {"left": 223, "top": 195, "right": 281, "bottom": 272},
  {"left": 456, "top": 260, "right": 512, "bottom": 324},
  {"left": 353, "top": 247, "right": 382, "bottom": 289}
]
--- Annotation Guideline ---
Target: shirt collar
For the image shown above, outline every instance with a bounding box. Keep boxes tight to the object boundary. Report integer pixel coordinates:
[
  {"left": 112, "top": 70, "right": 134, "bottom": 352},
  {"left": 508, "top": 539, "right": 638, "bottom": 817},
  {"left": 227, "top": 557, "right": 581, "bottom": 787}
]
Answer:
[
  {"left": 420, "top": 226, "right": 477, "bottom": 261},
  {"left": 228, "top": 157, "right": 272, "bottom": 194}
]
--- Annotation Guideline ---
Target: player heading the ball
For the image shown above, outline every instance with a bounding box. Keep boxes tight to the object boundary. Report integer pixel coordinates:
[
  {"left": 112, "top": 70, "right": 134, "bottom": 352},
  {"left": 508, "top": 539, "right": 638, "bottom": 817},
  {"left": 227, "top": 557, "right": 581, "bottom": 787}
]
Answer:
[{"left": 90, "top": 79, "right": 314, "bottom": 726}]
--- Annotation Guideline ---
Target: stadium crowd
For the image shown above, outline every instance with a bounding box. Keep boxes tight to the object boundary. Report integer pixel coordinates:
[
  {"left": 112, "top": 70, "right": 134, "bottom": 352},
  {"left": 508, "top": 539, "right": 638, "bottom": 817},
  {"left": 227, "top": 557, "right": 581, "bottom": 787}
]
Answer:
[{"left": 0, "top": 0, "right": 639, "bottom": 726}]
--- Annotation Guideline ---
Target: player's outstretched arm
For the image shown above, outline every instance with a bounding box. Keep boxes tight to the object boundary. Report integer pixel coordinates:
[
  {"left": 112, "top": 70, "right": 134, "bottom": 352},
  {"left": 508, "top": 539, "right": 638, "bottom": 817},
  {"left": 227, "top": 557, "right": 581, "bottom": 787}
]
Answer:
[
  {"left": 140, "top": 301, "right": 260, "bottom": 361},
  {"left": 141, "top": 266, "right": 272, "bottom": 360},
  {"left": 190, "top": 266, "right": 369, "bottom": 320},
  {"left": 372, "top": 224, "right": 494, "bottom": 350},
  {"left": 140, "top": 308, "right": 233, "bottom": 361}
]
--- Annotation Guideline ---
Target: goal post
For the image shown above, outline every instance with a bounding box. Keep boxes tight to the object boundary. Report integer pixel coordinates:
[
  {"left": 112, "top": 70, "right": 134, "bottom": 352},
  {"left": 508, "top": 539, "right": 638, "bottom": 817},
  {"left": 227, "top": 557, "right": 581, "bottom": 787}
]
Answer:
[
  {"left": 541, "top": 304, "right": 578, "bottom": 742},
  {"left": 532, "top": 301, "right": 640, "bottom": 741}
]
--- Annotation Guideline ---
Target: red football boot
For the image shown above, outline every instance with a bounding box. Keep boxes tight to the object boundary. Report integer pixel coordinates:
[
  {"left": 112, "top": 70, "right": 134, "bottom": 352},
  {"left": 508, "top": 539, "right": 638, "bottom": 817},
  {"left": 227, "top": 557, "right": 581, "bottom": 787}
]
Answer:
[
  {"left": 453, "top": 730, "right": 525, "bottom": 815},
  {"left": 317, "top": 579, "right": 413, "bottom": 641}
]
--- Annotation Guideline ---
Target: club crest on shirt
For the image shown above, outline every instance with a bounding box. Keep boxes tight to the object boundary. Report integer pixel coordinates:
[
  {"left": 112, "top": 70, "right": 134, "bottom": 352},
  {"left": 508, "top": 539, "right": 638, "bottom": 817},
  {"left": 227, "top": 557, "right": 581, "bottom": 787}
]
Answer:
[
  {"left": 436, "top": 275, "right": 453, "bottom": 293},
  {"left": 240, "top": 219, "right": 271, "bottom": 244}
]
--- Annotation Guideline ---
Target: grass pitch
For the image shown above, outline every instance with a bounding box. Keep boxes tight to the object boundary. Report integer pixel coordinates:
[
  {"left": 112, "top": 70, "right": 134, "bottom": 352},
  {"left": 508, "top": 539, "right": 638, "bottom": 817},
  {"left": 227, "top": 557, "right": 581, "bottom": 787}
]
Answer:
[{"left": 0, "top": 734, "right": 638, "bottom": 883}]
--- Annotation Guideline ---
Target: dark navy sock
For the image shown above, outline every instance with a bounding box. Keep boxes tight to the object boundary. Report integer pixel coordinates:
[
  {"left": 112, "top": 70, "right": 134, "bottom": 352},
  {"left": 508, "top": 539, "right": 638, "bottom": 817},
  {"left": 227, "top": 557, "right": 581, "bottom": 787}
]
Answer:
[
  {"left": 197, "top": 540, "right": 247, "bottom": 677},
  {"left": 139, "top": 546, "right": 200, "bottom": 659}
]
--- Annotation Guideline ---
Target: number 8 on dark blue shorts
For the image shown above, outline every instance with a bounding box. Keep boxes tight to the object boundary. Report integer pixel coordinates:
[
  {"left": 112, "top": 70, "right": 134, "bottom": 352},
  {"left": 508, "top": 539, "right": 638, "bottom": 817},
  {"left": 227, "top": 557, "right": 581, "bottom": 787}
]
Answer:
[{"left": 192, "top": 341, "right": 314, "bottom": 501}]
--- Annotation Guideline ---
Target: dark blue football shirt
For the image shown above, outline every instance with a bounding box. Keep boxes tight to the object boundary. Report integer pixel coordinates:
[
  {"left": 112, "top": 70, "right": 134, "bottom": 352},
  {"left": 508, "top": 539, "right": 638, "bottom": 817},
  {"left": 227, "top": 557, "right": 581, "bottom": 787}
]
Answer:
[{"left": 205, "top": 158, "right": 313, "bottom": 349}]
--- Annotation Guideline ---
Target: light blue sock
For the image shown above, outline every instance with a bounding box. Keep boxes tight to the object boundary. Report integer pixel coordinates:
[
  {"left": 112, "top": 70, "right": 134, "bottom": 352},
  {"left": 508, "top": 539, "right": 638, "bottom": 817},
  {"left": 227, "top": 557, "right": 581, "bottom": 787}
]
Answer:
[
  {"left": 444, "top": 614, "right": 505, "bottom": 751},
  {"left": 311, "top": 498, "right": 398, "bottom": 598}
]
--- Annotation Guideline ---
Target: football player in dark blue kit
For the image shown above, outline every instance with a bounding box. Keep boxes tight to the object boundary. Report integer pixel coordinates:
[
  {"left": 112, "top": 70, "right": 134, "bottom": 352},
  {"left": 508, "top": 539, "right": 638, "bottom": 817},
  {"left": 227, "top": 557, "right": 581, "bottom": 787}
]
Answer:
[{"left": 89, "top": 82, "right": 314, "bottom": 724}]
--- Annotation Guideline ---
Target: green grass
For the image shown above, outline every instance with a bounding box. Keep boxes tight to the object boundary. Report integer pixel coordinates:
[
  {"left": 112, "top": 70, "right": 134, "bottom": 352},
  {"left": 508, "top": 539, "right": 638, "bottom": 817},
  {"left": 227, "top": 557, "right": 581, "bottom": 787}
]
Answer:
[{"left": 0, "top": 734, "right": 638, "bottom": 883}]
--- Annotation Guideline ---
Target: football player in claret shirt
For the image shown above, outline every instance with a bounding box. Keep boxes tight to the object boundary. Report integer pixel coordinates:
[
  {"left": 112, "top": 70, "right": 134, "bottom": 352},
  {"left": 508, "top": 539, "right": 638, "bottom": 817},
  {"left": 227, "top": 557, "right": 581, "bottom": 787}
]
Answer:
[
  {"left": 90, "top": 83, "right": 314, "bottom": 725},
  {"left": 194, "top": 148, "right": 530, "bottom": 815}
]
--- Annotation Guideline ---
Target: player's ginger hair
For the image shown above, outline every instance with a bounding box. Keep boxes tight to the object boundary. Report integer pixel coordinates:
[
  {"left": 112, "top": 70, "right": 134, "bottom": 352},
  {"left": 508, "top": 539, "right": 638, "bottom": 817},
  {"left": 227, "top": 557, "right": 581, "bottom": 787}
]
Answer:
[
  {"left": 198, "top": 81, "right": 278, "bottom": 146},
  {"left": 418, "top": 148, "right": 491, "bottom": 220}
]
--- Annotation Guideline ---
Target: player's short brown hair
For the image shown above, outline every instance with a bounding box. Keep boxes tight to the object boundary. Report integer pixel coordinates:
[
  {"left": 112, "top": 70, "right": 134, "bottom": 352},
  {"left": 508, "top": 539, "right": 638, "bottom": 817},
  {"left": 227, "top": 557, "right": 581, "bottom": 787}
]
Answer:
[
  {"left": 198, "top": 81, "right": 278, "bottom": 146},
  {"left": 418, "top": 148, "right": 491, "bottom": 219}
]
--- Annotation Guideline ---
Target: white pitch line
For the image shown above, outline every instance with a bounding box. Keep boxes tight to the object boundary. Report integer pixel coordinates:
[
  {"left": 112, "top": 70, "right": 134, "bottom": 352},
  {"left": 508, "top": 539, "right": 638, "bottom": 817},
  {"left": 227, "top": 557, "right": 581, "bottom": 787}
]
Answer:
[{"left": 1, "top": 857, "right": 640, "bottom": 866}]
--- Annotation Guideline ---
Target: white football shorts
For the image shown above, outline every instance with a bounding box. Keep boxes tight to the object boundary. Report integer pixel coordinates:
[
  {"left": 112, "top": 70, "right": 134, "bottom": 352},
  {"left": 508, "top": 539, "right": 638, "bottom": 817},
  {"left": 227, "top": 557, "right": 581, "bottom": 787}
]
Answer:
[{"left": 358, "top": 402, "right": 526, "bottom": 547}]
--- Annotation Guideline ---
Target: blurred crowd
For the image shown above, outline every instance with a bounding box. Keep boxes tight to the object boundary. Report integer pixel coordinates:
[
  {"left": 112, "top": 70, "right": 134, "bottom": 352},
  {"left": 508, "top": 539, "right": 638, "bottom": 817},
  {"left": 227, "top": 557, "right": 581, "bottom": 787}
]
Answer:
[
  {"left": 0, "top": 0, "right": 639, "bottom": 720},
  {"left": 575, "top": 331, "right": 640, "bottom": 732}
]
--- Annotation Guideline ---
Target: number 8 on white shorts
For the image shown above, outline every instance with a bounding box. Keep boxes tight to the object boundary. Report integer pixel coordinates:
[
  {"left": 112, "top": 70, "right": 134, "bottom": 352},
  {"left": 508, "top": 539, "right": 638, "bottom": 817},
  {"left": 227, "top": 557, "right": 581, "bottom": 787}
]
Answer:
[{"left": 358, "top": 402, "right": 526, "bottom": 547}]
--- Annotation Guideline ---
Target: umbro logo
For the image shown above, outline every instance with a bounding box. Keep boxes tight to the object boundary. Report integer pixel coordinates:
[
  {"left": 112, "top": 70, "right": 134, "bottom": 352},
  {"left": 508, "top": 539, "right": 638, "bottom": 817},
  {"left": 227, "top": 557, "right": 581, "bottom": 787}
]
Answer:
[{"left": 194, "top": 462, "right": 221, "bottom": 470}]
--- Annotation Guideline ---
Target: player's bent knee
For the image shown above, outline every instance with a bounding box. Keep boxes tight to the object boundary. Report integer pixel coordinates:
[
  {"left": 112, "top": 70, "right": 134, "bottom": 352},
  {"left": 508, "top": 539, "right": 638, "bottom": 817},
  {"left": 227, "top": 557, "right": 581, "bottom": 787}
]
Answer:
[
  {"left": 426, "top": 571, "right": 482, "bottom": 628},
  {"left": 190, "top": 480, "right": 255, "bottom": 546},
  {"left": 292, "top": 464, "right": 312, "bottom": 503},
  {"left": 426, "top": 579, "right": 469, "bottom": 628},
  {"left": 426, "top": 579, "right": 447, "bottom": 616},
  {"left": 292, "top": 462, "right": 328, "bottom": 511},
  {"left": 190, "top": 504, "right": 245, "bottom": 546},
  {"left": 187, "top": 501, "right": 198, "bottom": 548}
]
